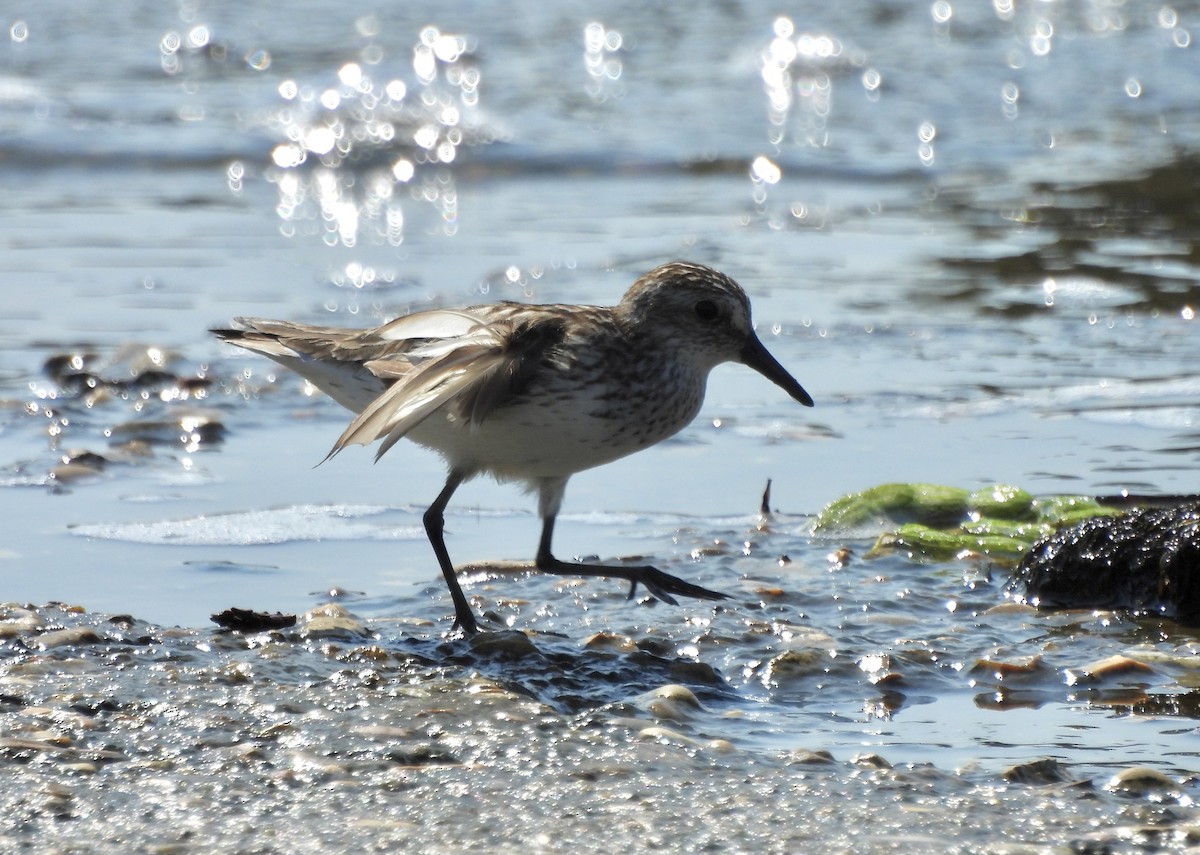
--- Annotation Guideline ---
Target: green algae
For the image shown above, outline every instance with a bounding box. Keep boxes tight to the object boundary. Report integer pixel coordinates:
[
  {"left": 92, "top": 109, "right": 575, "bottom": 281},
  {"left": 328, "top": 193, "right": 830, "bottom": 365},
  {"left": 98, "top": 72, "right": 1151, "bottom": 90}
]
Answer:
[{"left": 814, "top": 482, "right": 1121, "bottom": 563}]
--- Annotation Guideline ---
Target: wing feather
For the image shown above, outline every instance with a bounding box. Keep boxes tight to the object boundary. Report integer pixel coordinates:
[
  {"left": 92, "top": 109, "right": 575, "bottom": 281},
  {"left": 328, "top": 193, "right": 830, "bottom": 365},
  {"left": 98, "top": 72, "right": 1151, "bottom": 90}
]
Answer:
[
  {"left": 374, "top": 309, "right": 488, "bottom": 342},
  {"left": 324, "top": 313, "right": 570, "bottom": 463},
  {"left": 325, "top": 343, "right": 510, "bottom": 462}
]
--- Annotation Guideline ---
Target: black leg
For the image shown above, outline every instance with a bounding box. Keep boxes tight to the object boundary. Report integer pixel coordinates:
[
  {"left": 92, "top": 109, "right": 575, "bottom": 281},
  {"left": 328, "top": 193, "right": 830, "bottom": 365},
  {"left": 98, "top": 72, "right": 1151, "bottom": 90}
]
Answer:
[
  {"left": 534, "top": 514, "right": 729, "bottom": 605},
  {"left": 423, "top": 470, "right": 479, "bottom": 634}
]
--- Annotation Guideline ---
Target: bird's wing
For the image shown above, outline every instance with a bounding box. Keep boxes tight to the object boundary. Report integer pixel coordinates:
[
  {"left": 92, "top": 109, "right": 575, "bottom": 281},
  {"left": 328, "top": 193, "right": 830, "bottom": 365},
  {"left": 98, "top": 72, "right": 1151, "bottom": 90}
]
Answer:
[
  {"left": 327, "top": 312, "right": 568, "bottom": 462},
  {"left": 373, "top": 309, "right": 488, "bottom": 343},
  {"left": 327, "top": 343, "right": 507, "bottom": 461},
  {"left": 214, "top": 318, "right": 361, "bottom": 361}
]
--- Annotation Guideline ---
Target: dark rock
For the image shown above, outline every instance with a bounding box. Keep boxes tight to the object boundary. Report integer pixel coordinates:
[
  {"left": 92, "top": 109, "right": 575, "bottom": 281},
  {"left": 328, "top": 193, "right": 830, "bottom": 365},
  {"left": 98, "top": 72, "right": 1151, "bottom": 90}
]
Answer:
[
  {"left": 1010, "top": 503, "right": 1200, "bottom": 623},
  {"left": 211, "top": 608, "right": 298, "bottom": 632},
  {"left": 1002, "top": 758, "right": 1070, "bottom": 785}
]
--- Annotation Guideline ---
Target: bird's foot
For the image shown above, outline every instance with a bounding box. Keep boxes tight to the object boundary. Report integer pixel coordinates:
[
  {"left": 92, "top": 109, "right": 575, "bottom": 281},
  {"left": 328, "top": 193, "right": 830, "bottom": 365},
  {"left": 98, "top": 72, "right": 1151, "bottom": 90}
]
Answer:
[
  {"left": 536, "top": 554, "right": 729, "bottom": 605},
  {"left": 622, "top": 565, "right": 731, "bottom": 605}
]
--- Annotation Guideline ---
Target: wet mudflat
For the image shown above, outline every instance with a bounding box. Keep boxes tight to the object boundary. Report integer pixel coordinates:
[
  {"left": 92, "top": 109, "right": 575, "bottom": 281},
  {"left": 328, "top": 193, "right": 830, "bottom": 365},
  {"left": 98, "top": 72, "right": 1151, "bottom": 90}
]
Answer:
[{"left": 2, "top": 569, "right": 1198, "bottom": 855}]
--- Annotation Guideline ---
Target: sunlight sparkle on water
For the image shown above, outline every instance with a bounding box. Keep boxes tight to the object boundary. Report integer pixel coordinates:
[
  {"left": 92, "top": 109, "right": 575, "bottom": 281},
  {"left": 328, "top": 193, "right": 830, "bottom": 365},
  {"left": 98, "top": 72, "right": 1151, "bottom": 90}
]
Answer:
[{"left": 264, "top": 26, "right": 484, "bottom": 246}]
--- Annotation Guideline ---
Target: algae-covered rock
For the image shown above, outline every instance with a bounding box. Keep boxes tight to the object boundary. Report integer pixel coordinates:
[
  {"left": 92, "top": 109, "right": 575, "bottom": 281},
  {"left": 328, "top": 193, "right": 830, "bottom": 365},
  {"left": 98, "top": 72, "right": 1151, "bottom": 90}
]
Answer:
[
  {"left": 814, "top": 483, "right": 970, "bottom": 531},
  {"left": 967, "top": 485, "right": 1038, "bottom": 522},
  {"left": 817, "top": 482, "right": 1121, "bottom": 565},
  {"left": 1033, "top": 495, "right": 1120, "bottom": 528},
  {"left": 872, "top": 524, "right": 1041, "bottom": 562}
]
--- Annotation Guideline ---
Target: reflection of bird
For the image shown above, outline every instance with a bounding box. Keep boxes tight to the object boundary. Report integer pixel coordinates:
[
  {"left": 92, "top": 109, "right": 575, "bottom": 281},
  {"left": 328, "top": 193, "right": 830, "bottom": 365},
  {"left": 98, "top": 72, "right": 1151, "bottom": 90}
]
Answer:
[{"left": 213, "top": 261, "right": 813, "bottom": 634}]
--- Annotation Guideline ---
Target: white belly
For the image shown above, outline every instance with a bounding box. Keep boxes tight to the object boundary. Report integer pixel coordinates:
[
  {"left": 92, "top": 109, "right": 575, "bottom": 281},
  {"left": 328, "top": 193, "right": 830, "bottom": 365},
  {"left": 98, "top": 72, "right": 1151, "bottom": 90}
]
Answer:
[{"left": 405, "top": 368, "right": 706, "bottom": 480}]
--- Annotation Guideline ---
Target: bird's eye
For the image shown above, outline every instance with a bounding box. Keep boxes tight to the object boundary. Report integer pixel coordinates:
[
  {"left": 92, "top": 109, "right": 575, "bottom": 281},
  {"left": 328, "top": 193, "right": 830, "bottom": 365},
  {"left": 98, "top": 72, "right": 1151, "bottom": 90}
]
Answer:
[{"left": 694, "top": 299, "right": 719, "bottom": 321}]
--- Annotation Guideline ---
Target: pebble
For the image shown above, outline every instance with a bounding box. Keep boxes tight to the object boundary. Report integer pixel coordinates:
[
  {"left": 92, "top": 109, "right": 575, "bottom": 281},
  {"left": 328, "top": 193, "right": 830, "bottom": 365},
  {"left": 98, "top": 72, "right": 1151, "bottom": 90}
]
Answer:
[
  {"left": 763, "top": 649, "right": 829, "bottom": 683},
  {"left": 666, "top": 658, "right": 723, "bottom": 685},
  {"left": 1105, "top": 766, "right": 1182, "bottom": 797},
  {"left": 1002, "top": 758, "right": 1070, "bottom": 785},
  {"left": 301, "top": 603, "right": 370, "bottom": 639},
  {"left": 754, "top": 586, "right": 787, "bottom": 598},
  {"left": 785, "top": 749, "right": 836, "bottom": 766},
  {"left": 858, "top": 652, "right": 904, "bottom": 685},
  {"left": 581, "top": 631, "right": 638, "bottom": 653},
  {"left": 0, "top": 736, "right": 70, "bottom": 758},
  {"left": 634, "top": 635, "right": 675, "bottom": 657},
  {"left": 969, "top": 655, "right": 1047, "bottom": 682},
  {"left": 59, "top": 761, "right": 98, "bottom": 775},
  {"left": 852, "top": 753, "right": 893, "bottom": 770},
  {"left": 468, "top": 629, "right": 540, "bottom": 659},
  {"left": 982, "top": 601, "right": 1039, "bottom": 616},
  {"left": 633, "top": 685, "right": 704, "bottom": 722},
  {"left": 35, "top": 627, "right": 102, "bottom": 649},
  {"left": 213, "top": 743, "right": 267, "bottom": 764},
  {"left": 637, "top": 726, "right": 705, "bottom": 750},
  {"left": 769, "top": 623, "right": 838, "bottom": 650},
  {"left": 354, "top": 725, "right": 417, "bottom": 740},
  {"left": 49, "top": 462, "right": 105, "bottom": 484},
  {"left": 1066, "top": 654, "right": 1155, "bottom": 685},
  {"left": 0, "top": 605, "right": 43, "bottom": 637}
]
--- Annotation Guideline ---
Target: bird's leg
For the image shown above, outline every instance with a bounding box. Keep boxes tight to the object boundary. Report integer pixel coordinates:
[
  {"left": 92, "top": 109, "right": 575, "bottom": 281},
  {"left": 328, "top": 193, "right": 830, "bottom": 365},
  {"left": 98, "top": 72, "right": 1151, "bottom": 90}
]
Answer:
[
  {"left": 423, "top": 470, "right": 479, "bottom": 634},
  {"left": 534, "top": 507, "right": 730, "bottom": 606}
]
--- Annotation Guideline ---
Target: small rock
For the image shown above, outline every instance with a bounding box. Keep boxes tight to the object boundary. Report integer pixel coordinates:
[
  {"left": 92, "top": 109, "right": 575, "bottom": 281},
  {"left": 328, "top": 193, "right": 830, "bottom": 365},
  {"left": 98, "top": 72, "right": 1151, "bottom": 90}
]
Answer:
[
  {"left": 634, "top": 685, "right": 704, "bottom": 722},
  {"left": 1106, "top": 766, "right": 1181, "bottom": 797},
  {"left": 970, "top": 655, "right": 1046, "bottom": 681},
  {"left": 650, "top": 684, "right": 703, "bottom": 708},
  {"left": 667, "top": 659, "right": 723, "bottom": 685},
  {"left": 50, "top": 462, "right": 104, "bottom": 484},
  {"left": 763, "top": 649, "right": 828, "bottom": 683},
  {"left": 754, "top": 586, "right": 787, "bottom": 598},
  {"left": 211, "top": 608, "right": 297, "bottom": 632},
  {"left": 634, "top": 636, "right": 674, "bottom": 657},
  {"left": 1002, "top": 758, "right": 1070, "bottom": 785},
  {"left": 354, "top": 725, "right": 416, "bottom": 740},
  {"left": 581, "top": 631, "right": 637, "bottom": 653},
  {"left": 302, "top": 603, "right": 369, "bottom": 638},
  {"left": 214, "top": 743, "right": 266, "bottom": 764},
  {"left": 785, "top": 749, "right": 836, "bottom": 766},
  {"left": 468, "top": 629, "right": 539, "bottom": 659},
  {"left": 1066, "top": 654, "right": 1155, "bottom": 685},
  {"left": 35, "top": 627, "right": 102, "bottom": 649},
  {"left": 385, "top": 744, "right": 460, "bottom": 766},
  {"left": 982, "top": 601, "right": 1038, "bottom": 616},
  {"left": 59, "top": 762, "right": 98, "bottom": 775},
  {"left": 852, "top": 752, "right": 892, "bottom": 770},
  {"left": 0, "top": 736, "right": 68, "bottom": 758},
  {"left": 829, "top": 547, "right": 853, "bottom": 566},
  {"left": 638, "top": 726, "right": 702, "bottom": 748},
  {"left": 0, "top": 606, "right": 42, "bottom": 637}
]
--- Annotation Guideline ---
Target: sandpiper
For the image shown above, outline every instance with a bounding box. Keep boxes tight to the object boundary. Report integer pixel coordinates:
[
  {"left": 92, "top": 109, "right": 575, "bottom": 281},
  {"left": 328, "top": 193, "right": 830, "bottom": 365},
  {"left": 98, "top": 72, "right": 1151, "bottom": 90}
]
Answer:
[{"left": 212, "top": 261, "right": 813, "bottom": 633}]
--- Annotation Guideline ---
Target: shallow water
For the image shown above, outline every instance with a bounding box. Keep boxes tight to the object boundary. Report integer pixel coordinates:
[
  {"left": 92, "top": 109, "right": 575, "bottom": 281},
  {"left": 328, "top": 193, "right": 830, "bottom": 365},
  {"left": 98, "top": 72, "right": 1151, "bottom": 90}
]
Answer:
[{"left": 2, "top": 1, "right": 1199, "bottom": 851}]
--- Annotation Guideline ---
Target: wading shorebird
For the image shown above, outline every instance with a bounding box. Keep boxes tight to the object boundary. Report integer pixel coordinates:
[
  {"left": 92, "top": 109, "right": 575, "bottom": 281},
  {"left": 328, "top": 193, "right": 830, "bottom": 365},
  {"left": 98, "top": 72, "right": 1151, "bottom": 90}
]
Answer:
[{"left": 213, "top": 262, "right": 813, "bottom": 633}]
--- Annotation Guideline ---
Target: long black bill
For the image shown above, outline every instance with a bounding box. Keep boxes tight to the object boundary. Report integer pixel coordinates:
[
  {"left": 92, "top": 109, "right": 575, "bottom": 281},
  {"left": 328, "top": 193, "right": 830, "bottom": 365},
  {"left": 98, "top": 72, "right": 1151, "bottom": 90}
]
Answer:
[{"left": 740, "top": 333, "right": 814, "bottom": 407}]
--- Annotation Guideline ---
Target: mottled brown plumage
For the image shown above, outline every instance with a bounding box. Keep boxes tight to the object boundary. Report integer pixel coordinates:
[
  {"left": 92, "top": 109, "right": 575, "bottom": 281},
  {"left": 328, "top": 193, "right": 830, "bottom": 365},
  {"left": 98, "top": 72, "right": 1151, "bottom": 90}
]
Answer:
[{"left": 212, "top": 261, "right": 813, "bottom": 634}]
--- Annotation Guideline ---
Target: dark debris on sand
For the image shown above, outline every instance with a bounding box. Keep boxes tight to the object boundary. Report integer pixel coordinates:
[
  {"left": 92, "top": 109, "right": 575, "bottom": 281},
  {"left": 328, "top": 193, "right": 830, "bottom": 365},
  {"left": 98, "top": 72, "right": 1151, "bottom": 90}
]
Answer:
[{"left": 211, "top": 608, "right": 298, "bottom": 632}]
